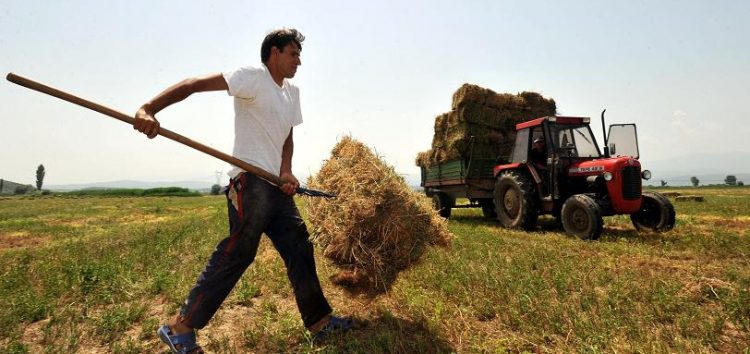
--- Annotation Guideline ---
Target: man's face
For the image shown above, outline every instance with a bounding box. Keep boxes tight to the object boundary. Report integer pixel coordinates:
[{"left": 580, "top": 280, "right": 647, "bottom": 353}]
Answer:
[
  {"left": 533, "top": 141, "right": 545, "bottom": 151},
  {"left": 272, "top": 42, "right": 302, "bottom": 79}
]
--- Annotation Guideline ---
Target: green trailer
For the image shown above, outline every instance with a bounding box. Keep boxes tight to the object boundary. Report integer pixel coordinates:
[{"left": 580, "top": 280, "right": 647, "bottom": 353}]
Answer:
[{"left": 421, "top": 157, "right": 498, "bottom": 218}]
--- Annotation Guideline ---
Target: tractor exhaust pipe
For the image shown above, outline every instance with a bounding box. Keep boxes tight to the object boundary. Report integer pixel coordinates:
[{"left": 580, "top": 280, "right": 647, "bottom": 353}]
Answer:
[{"left": 601, "top": 109, "right": 609, "bottom": 158}]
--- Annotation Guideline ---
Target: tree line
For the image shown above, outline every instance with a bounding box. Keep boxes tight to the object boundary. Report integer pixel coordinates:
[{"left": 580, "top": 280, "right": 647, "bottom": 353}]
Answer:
[
  {"left": 2, "top": 164, "right": 215, "bottom": 196},
  {"left": 3, "top": 166, "right": 747, "bottom": 195},
  {"left": 660, "top": 175, "right": 744, "bottom": 187}
]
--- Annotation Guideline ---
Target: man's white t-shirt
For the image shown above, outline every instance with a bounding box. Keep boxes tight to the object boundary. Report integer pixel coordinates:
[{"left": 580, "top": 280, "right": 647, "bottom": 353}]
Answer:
[{"left": 222, "top": 65, "right": 303, "bottom": 179}]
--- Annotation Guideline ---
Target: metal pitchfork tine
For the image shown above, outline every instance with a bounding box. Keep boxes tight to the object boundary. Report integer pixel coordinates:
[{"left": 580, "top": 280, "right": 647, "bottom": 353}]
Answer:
[
  {"left": 6, "top": 72, "right": 338, "bottom": 199},
  {"left": 297, "top": 187, "right": 337, "bottom": 199}
]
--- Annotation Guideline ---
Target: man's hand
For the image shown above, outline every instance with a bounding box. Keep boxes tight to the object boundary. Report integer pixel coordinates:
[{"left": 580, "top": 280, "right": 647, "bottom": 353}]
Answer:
[
  {"left": 279, "top": 171, "right": 299, "bottom": 196},
  {"left": 134, "top": 106, "right": 160, "bottom": 139}
]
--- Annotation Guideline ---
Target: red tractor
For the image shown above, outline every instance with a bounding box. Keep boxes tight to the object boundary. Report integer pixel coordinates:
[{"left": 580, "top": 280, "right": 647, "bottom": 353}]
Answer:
[{"left": 493, "top": 111, "right": 675, "bottom": 239}]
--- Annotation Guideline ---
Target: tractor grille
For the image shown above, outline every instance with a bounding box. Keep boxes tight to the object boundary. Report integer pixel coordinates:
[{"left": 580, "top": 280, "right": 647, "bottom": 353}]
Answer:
[{"left": 621, "top": 166, "right": 641, "bottom": 200}]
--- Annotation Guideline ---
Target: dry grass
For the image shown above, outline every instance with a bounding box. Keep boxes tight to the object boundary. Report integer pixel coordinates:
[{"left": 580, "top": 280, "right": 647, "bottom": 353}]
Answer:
[
  {"left": 305, "top": 136, "right": 452, "bottom": 295},
  {"left": 1, "top": 187, "right": 749, "bottom": 353}
]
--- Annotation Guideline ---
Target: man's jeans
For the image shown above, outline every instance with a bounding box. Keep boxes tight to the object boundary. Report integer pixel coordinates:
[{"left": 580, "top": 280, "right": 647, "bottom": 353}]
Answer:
[{"left": 179, "top": 173, "right": 332, "bottom": 329}]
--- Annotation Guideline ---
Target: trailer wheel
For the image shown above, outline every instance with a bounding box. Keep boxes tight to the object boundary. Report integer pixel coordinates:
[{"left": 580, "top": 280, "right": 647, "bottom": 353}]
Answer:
[
  {"left": 561, "top": 195, "right": 603, "bottom": 240},
  {"left": 494, "top": 171, "right": 538, "bottom": 230},
  {"left": 432, "top": 193, "right": 454, "bottom": 218},
  {"left": 631, "top": 192, "right": 675, "bottom": 232},
  {"left": 479, "top": 199, "right": 497, "bottom": 219}
]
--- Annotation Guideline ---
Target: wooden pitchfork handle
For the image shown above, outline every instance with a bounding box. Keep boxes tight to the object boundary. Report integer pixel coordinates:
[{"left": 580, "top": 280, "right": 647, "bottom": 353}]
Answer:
[{"left": 6, "top": 73, "right": 336, "bottom": 198}]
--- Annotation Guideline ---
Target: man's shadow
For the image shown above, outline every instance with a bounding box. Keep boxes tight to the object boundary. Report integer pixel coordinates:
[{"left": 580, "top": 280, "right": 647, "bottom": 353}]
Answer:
[{"left": 317, "top": 309, "right": 455, "bottom": 353}]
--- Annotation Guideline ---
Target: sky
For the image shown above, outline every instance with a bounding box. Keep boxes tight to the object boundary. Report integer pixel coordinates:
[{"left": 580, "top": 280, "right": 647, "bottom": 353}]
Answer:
[{"left": 1, "top": 0, "right": 749, "bottom": 187}]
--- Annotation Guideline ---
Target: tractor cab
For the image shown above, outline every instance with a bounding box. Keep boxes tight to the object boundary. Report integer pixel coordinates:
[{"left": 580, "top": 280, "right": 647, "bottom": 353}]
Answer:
[
  {"left": 492, "top": 113, "right": 674, "bottom": 240},
  {"left": 512, "top": 116, "right": 603, "bottom": 163},
  {"left": 507, "top": 116, "right": 640, "bottom": 165}
]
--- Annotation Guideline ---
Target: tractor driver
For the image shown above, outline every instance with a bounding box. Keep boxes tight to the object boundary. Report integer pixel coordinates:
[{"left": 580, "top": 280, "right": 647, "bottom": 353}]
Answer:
[{"left": 529, "top": 136, "right": 548, "bottom": 170}]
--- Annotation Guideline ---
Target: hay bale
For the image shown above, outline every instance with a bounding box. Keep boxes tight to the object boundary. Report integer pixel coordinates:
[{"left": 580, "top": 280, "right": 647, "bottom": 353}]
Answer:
[
  {"left": 675, "top": 195, "right": 704, "bottom": 202},
  {"left": 454, "top": 103, "right": 506, "bottom": 127},
  {"left": 485, "top": 92, "right": 526, "bottom": 111},
  {"left": 434, "top": 112, "right": 451, "bottom": 134},
  {"left": 415, "top": 150, "right": 433, "bottom": 168},
  {"left": 519, "top": 91, "right": 557, "bottom": 116},
  {"left": 306, "top": 136, "right": 452, "bottom": 295},
  {"left": 452, "top": 83, "right": 492, "bottom": 109}
]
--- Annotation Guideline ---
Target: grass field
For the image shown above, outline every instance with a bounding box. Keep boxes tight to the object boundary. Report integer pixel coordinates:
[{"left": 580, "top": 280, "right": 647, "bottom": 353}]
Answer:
[{"left": 0, "top": 188, "right": 748, "bottom": 353}]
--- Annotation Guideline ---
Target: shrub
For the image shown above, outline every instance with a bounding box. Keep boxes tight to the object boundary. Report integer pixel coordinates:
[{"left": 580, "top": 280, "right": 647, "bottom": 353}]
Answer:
[{"left": 14, "top": 185, "right": 32, "bottom": 195}]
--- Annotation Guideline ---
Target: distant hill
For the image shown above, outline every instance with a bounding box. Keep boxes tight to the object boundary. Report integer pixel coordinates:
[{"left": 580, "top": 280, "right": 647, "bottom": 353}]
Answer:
[
  {"left": 46, "top": 180, "right": 214, "bottom": 192},
  {"left": 0, "top": 178, "right": 35, "bottom": 195}
]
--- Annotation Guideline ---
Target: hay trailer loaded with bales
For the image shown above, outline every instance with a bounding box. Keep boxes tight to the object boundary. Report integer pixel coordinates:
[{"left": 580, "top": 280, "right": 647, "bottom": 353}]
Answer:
[{"left": 421, "top": 108, "right": 675, "bottom": 240}]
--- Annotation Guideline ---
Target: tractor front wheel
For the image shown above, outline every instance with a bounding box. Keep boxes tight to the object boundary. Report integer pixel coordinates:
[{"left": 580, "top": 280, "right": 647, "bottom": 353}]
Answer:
[
  {"left": 561, "top": 195, "right": 603, "bottom": 240},
  {"left": 630, "top": 192, "right": 675, "bottom": 232},
  {"left": 494, "top": 171, "right": 538, "bottom": 230}
]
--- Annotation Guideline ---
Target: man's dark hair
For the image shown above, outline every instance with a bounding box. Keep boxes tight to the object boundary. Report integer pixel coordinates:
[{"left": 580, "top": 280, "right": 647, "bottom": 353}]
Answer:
[{"left": 261, "top": 28, "right": 305, "bottom": 64}]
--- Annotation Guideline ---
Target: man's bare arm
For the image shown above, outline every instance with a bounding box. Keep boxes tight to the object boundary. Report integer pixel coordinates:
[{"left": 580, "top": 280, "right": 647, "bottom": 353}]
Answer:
[
  {"left": 279, "top": 128, "right": 299, "bottom": 195},
  {"left": 281, "top": 128, "right": 294, "bottom": 175},
  {"left": 134, "top": 73, "right": 228, "bottom": 138}
]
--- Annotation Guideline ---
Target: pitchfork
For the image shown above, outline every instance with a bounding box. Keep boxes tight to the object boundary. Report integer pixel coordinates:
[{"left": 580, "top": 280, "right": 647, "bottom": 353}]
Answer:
[{"left": 6, "top": 73, "right": 336, "bottom": 199}]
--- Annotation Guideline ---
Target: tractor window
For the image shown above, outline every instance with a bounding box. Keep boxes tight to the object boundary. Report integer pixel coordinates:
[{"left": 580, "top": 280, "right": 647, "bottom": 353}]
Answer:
[
  {"left": 511, "top": 129, "right": 529, "bottom": 163},
  {"left": 607, "top": 124, "right": 639, "bottom": 158},
  {"left": 571, "top": 126, "right": 600, "bottom": 157},
  {"left": 551, "top": 125, "right": 601, "bottom": 158},
  {"left": 556, "top": 130, "right": 574, "bottom": 149}
]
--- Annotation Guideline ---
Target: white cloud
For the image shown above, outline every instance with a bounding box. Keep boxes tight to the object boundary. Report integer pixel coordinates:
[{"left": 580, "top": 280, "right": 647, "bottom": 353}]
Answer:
[
  {"left": 671, "top": 109, "right": 687, "bottom": 126},
  {"left": 671, "top": 109, "right": 696, "bottom": 136}
]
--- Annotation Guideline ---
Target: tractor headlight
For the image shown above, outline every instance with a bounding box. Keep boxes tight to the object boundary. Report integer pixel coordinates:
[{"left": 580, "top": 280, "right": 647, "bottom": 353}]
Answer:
[
  {"left": 641, "top": 170, "right": 652, "bottom": 180},
  {"left": 602, "top": 172, "right": 613, "bottom": 181}
]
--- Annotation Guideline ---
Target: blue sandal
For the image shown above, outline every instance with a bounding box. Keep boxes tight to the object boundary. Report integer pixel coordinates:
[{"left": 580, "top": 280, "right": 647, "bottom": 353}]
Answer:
[
  {"left": 157, "top": 325, "right": 203, "bottom": 354},
  {"left": 314, "top": 316, "right": 353, "bottom": 341}
]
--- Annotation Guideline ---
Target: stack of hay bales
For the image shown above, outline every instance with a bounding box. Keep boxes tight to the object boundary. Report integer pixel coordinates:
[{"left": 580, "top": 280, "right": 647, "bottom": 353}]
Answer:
[
  {"left": 305, "top": 136, "right": 452, "bottom": 295},
  {"left": 675, "top": 195, "right": 705, "bottom": 202},
  {"left": 416, "top": 84, "right": 557, "bottom": 168}
]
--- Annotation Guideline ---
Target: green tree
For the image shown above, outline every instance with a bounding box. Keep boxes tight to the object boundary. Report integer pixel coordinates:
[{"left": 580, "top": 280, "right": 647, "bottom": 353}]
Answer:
[
  {"left": 690, "top": 176, "right": 699, "bottom": 187},
  {"left": 725, "top": 175, "right": 737, "bottom": 186},
  {"left": 0, "top": 179, "right": 4, "bottom": 194},
  {"left": 660, "top": 180, "right": 668, "bottom": 187},
  {"left": 36, "top": 164, "right": 45, "bottom": 190},
  {"left": 210, "top": 184, "right": 221, "bottom": 195},
  {"left": 739, "top": 181, "right": 745, "bottom": 186}
]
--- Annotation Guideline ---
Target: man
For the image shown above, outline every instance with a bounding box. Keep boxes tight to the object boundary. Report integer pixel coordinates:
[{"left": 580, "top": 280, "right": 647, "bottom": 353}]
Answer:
[
  {"left": 528, "top": 136, "right": 551, "bottom": 197},
  {"left": 134, "top": 28, "right": 350, "bottom": 354},
  {"left": 529, "top": 136, "right": 547, "bottom": 170}
]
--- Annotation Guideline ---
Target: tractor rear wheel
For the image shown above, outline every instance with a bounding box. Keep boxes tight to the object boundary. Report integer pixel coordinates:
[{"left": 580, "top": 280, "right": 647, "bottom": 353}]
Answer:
[
  {"left": 432, "top": 193, "right": 454, "bottom": 218},
  {"left": 494, "top": 171, "right": 538, "bottom": 230},
  {"left": 561, "top": 195, "right": 603, "bottom": 240},
  {"left": 630, "top": 192, "right": 675, "bottom": 232}
]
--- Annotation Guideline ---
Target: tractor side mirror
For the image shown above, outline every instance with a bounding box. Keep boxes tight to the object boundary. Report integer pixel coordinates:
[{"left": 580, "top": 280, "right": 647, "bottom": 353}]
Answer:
[{"left": 609, "top": 143, "right": 616, "bottom": 155}]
